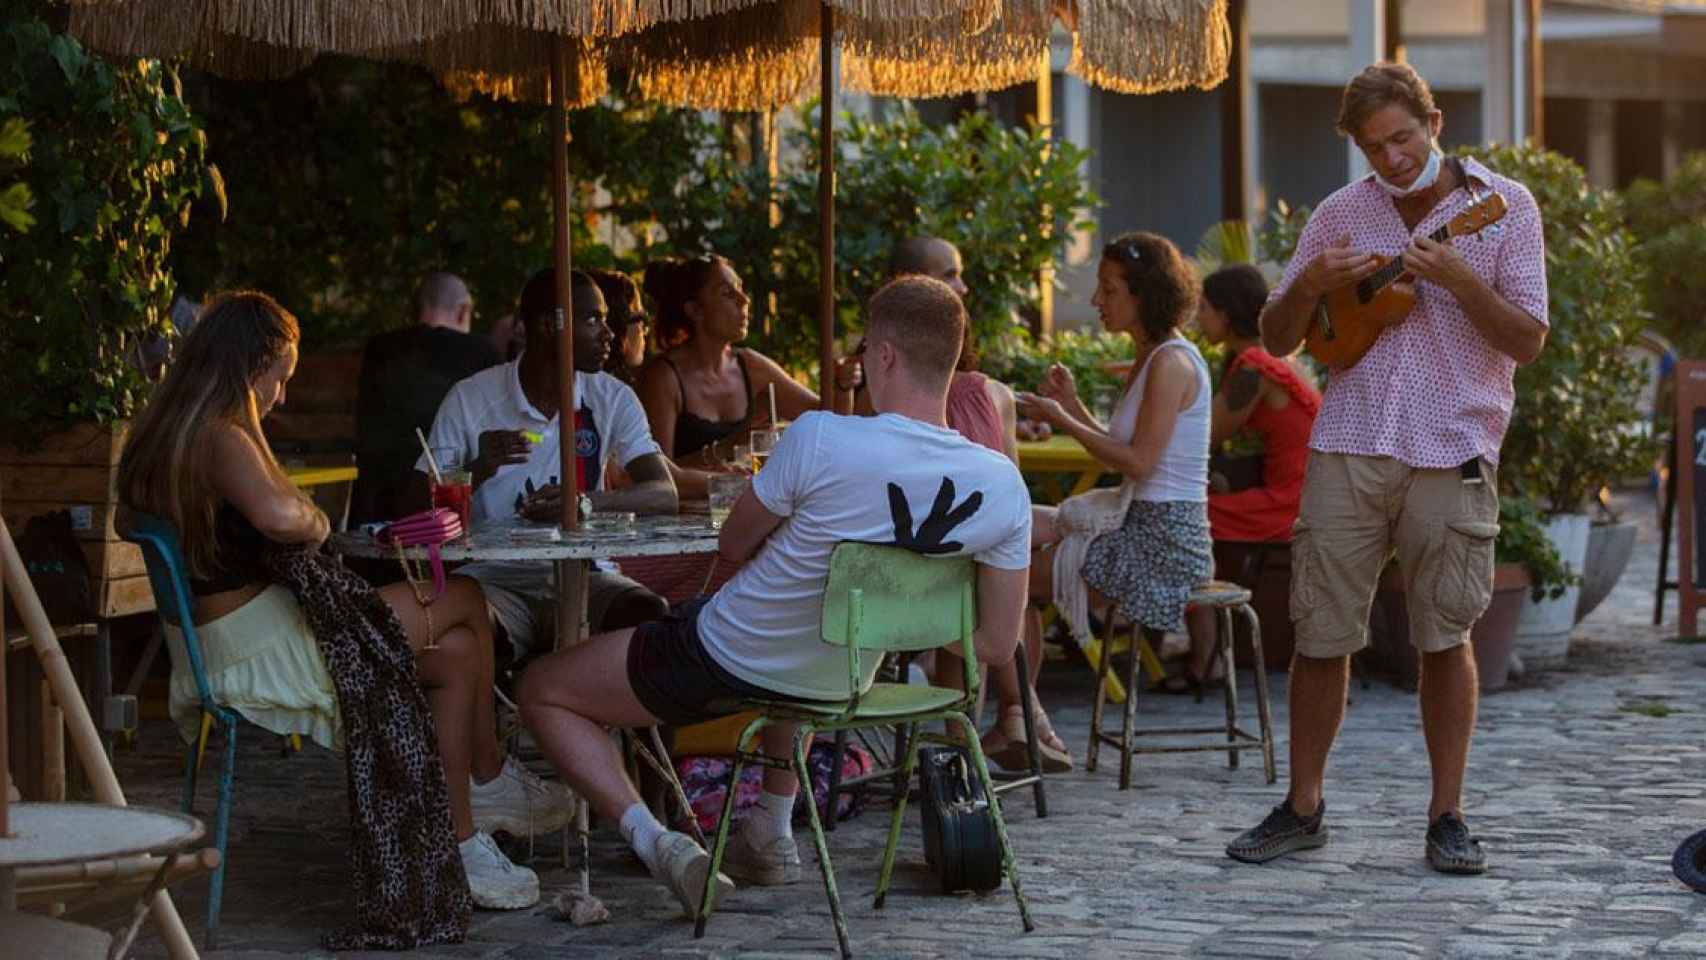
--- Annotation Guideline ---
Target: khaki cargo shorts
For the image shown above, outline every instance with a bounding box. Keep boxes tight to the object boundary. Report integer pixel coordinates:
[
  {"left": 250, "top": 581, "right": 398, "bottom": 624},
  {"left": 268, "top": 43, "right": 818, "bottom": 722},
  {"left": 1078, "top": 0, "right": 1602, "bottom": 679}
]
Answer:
[{"left": 1290, "top": 451, "right": 1499, "bottom": 659}]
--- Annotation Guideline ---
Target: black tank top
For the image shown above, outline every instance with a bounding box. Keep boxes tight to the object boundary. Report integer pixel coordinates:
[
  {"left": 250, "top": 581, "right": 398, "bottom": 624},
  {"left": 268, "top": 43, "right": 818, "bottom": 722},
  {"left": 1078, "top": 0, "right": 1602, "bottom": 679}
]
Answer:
[
  {"left": 188, "top": 503, "right": 270, "bottom": 596},
  {"left": 665, "top": 351, "right": 753, "bottom": 459}
]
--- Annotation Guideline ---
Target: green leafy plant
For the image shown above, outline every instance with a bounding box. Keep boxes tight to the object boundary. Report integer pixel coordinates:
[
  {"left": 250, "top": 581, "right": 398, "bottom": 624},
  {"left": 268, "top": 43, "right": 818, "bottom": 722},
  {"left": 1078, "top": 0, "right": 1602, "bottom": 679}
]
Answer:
[
  {"left": 1496, "top": 495, "right": 1577, "bottom": 602},
  {"left": 0, "top": 115, "right": 31, "bottom": 233},
  {"left": 171, "top": 59, "right": 711, "bottom": 348},
  {"left": 1623, "top": 152, "right": 1706, "bottom": 357},
  {"left": 0, "top": 14, "right": 210, "bottom": 447},
  {"left": 983, "top": 328, "right": 1133, "bottom": 420},
  {"left": 1457, "top": 143, "right": 1653, "bottom": 515},
  {"left": 643, "top": 102, "right": 1098, "bottom": 377}
]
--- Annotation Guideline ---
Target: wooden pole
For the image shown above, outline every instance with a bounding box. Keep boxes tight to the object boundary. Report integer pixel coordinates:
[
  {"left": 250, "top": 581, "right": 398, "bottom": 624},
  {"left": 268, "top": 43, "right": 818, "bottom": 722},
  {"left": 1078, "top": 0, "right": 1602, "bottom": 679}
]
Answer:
[
  {"left": 1221, "top": 0, "right": 1249, "bottom": 224},
  {"left": 550, "top": 39, "right": 579, "bottom": 532},
  {"left": 2, "top": 485, "right": 8, "bottom": 837},
  {"left": 1384, "top": 0, "right": 1406, "bottom": 63},
  {"left": 817, "top": 1, "right": 835, "bottom": 410},
  {"left": 1035, "top": 50, "right": 1055, "bottom": 339},
  {"left": 1527, "top": 0, "right": 1544, "bottom": 146},
  {"left": 0, "top": 519, "right": 198, "bottom": 958}
]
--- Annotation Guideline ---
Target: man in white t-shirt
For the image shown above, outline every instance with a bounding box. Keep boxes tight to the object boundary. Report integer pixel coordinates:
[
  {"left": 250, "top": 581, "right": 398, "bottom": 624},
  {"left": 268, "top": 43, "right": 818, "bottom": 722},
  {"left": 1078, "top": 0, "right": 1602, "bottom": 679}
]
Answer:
[
  {"left": 416, "top": 268, "right": 677, "bottom": 654},
  {"left": 517, "top": 276, "right": 1032, "bottom": 913}
]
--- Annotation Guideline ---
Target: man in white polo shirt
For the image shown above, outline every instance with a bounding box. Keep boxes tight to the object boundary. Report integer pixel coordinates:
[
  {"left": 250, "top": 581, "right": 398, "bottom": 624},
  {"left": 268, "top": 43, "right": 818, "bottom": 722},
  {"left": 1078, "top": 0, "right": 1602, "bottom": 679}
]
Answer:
[
  {"left": 516, "top": 276, "right": 1032, "bottom": 913},
  {"left": 417, "top": 268, "right": 677, "bottom": 656}
]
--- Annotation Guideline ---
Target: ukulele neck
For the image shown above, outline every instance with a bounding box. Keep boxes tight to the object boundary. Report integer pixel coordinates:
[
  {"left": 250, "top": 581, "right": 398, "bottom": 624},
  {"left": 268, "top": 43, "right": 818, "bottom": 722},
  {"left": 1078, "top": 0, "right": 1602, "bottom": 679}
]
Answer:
[{"left": 1361, "top": 222, "right": 1451, "bottom": 299}]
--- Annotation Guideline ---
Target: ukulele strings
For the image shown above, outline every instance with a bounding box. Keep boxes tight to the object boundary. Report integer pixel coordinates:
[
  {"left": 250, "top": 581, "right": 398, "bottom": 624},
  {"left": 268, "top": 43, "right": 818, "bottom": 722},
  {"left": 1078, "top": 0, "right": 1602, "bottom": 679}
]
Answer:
[{"left": 1359, "top": 221, "right": 1452, "bottom": 301}]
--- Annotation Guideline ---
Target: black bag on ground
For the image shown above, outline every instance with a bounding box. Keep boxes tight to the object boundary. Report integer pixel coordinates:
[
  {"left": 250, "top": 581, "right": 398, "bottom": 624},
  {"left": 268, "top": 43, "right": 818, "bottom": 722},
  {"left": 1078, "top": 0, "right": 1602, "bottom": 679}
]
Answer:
[
  {"left": 2, "top": 510, "right": 95, "bottom": 628},
  {"left": 916, "top": 744, "right": 1002, "bottom": 893}
]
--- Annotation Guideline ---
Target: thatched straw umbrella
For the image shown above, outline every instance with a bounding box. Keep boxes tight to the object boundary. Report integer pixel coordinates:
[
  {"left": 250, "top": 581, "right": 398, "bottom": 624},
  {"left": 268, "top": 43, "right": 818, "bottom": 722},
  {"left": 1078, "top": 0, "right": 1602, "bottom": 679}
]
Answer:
[{"left": 68, "top": 1, "right": 1228, "bottom": 535}]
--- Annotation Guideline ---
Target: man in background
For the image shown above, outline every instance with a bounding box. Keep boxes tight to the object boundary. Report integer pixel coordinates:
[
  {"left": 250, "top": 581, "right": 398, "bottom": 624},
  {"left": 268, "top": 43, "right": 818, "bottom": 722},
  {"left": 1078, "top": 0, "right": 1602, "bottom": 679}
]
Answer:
[{"left": 353, "top": 272, "right": 502, "bottom": 524}]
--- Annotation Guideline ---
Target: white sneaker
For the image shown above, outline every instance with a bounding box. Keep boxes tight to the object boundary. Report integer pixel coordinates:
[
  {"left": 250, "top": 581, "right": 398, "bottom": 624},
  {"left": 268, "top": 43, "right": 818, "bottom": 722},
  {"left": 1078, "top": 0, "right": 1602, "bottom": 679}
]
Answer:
[
  {"left": 720, "top": 823, "right": 802, "bottom": 886},
  {"left": 651, "top": 830, "right": 735, "bottom": 916},
  {"left": 470, "top": 756, "right": 578, "bottom": 837},
  {"left": 459, "top": 831, "right": 540, "bottom": 909}
]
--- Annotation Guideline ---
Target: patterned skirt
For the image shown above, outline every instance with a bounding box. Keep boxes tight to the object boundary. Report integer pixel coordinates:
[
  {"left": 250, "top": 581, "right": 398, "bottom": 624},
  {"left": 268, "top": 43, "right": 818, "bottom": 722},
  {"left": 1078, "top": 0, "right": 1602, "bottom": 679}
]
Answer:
[{"left": 1082, "top": 499, "right": 1214, "bottom": 633}]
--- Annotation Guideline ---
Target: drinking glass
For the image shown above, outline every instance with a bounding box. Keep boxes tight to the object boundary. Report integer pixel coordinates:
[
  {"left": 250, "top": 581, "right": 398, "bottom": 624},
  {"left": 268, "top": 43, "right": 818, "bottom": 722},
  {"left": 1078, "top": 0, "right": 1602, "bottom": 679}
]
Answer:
[
  {"left": 707, "top": 474, "right": 746, "bottom": 529},
  {"left": 749, "top": 429, "right": 780, "bottom": 475},
  {"left": 429, "top": 447, "right": 473, "bottom": 532}
]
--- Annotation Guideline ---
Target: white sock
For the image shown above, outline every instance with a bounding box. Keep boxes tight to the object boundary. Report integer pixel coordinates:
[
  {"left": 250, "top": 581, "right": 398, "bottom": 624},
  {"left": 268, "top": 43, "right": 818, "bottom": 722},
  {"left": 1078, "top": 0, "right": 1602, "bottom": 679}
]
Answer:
[
  {"left": 619, "top": 802, "right": 667, "bottom": 873},
  {"left": 746, "top": 789, "right": 796, "bottom": 843}
]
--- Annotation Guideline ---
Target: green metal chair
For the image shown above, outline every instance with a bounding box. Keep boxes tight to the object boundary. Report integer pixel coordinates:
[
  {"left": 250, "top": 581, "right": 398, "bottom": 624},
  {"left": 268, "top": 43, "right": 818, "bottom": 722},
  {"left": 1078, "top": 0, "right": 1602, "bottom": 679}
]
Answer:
[{"left": 692, "top": 542, "right": 1035, "bottom": 957}]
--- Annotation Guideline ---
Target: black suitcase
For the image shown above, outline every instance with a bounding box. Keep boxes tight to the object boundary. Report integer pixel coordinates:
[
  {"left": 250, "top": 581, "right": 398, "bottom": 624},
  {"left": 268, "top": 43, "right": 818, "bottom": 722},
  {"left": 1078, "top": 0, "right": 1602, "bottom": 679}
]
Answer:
[{"left": 916, "top": 745, "right": 1003, "bottom": 893}]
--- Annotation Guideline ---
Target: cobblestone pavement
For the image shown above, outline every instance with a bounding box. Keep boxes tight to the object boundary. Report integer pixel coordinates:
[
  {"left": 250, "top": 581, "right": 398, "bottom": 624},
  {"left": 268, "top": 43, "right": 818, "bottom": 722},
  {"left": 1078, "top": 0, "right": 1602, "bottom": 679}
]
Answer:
[{"left": 113, "top": 491, "right": 1706, "bottom": 958}]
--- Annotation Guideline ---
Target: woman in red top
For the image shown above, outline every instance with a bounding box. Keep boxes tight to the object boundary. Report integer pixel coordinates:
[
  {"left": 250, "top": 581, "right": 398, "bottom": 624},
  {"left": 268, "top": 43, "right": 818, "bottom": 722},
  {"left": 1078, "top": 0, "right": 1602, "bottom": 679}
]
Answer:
[{"left": 1177, "top": 264, "right": 1321, "bottom": 690}]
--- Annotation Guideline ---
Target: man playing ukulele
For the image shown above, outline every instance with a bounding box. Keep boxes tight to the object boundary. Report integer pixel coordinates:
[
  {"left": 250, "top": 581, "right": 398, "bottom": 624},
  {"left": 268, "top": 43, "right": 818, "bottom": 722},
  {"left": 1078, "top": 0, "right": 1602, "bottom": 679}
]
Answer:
[{"left": 1226, "top": 62, "right": 1547, "bottom": 875}]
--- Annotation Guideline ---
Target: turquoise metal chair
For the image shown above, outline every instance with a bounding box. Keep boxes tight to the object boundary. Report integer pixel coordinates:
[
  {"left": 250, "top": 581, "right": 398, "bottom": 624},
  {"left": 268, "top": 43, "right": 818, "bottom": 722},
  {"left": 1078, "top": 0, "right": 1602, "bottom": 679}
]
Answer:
[
  {"left": 124, "top": 514, "right": 238, "bottom": 949},
  {"left": 693, "top": 542, "right": 1035, "bottom": 957}
]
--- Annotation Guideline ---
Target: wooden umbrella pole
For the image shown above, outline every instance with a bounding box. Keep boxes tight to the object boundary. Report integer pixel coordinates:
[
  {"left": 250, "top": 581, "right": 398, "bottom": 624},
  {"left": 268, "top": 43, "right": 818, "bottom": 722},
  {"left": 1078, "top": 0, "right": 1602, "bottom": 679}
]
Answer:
[
  {"left": 2, "top": 490, "right": 8, "bottom": 839},
  {"left": 817, "top": 0, "right": 835, "bottom": 411},
  {"left": 0, "top": 519, "right": 198, "bottom": 958},
  {"left": 550, "top": 38, "right": 579, "bottom": 533}
]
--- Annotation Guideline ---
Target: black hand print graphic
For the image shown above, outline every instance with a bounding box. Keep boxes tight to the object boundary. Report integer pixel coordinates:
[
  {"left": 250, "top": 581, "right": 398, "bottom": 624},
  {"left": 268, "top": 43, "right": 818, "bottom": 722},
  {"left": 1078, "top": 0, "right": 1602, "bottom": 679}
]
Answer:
[{"left": 888, "top": 477, "right": 983, "bottom": 555}]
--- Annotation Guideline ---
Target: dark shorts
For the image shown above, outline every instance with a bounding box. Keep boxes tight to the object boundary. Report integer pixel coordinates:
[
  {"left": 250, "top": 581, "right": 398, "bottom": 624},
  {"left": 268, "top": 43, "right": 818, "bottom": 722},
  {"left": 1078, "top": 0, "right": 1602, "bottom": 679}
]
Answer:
[{"left": 627, "top": 598, "right": 804, "bottom": 727}]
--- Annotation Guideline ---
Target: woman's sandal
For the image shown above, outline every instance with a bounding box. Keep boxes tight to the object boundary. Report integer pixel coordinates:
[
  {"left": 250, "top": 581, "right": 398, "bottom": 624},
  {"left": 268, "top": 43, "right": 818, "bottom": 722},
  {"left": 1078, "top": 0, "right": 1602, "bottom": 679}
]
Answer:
[
  {"left": 1157, "top": 666, "right": 1226, "bottom": 699},
  {"left": 983, "top": 704, "right": 1074, "bottom": 774}
]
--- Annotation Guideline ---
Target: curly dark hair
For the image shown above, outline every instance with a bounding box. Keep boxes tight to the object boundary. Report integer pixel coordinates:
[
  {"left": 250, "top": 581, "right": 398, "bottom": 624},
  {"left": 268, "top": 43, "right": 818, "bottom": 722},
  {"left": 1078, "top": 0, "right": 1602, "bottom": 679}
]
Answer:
[{"left": 1101, "top": 231, "right": 1198, "bottom": 342}]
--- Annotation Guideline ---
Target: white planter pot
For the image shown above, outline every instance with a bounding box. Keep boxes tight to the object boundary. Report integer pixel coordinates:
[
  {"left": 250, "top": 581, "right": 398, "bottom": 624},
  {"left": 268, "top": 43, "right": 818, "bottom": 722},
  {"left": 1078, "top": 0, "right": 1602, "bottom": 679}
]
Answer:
[{"left": 1514, "top": 512, "right": 1593, "bottom": 670}]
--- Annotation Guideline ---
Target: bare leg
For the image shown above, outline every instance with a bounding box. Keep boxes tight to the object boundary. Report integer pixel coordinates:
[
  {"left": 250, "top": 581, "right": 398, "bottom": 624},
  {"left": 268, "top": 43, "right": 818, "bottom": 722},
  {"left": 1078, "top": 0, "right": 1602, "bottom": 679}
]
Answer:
[
  {"left": 1285, "top": 653, "right": 1350, "bottom": 816},
  {"left": 379, "top": 577, "right": 511, "bottom": 840},
  {"left": 1418, "top": 644, "right": 1478, "bottom": 821},
  {"left": 515, "top": 628, "right": 659, "bottom": 822},
  {"left": 381, "top": 577, "right": 504, "bottom": 778},
  {"left": 1184, "top": 606, "right": 1219, "bottom": 682}
]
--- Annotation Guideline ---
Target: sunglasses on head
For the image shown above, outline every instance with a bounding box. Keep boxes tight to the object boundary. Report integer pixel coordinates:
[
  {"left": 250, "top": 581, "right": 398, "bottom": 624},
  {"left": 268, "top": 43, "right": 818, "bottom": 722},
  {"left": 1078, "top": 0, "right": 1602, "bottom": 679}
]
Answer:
[{"left": 1104, "top": 238, "right": 1144, "bottom": 265}]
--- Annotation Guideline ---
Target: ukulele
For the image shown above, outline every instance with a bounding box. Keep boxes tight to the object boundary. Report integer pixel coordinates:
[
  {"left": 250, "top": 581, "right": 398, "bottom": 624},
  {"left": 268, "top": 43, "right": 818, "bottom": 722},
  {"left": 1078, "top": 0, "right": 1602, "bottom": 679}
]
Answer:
[{"left": 1306, "top": 192, "right": 1509, "bottom": 371}]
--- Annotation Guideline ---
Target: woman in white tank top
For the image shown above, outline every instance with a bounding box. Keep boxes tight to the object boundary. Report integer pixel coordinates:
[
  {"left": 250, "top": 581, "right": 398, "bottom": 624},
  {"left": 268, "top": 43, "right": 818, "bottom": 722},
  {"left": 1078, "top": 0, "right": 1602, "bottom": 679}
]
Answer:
[{"left": 1017, "top": 231, "right": 1216, "bottom": 680}]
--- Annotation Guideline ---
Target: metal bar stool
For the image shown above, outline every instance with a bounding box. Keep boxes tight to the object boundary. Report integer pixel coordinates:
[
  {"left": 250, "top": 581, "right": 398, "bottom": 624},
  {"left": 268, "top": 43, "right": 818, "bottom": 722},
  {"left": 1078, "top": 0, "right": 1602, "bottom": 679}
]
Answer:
[{"left": 1086, "top": 580, "right": 1277, "bottom": 790}]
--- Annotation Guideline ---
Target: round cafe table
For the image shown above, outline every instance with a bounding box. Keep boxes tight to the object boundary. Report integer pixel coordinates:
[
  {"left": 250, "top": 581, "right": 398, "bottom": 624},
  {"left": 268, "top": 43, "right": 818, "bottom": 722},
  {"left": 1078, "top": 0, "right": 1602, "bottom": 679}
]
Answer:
[
  {"left": 329, "top": 516, "right": 721, "bottom": 644},
  {"left": 0, "top": 802, "right": 204, "bottom": 959},
  {"left": 327, "top": 516, "right": 723, "bottom": 900}
]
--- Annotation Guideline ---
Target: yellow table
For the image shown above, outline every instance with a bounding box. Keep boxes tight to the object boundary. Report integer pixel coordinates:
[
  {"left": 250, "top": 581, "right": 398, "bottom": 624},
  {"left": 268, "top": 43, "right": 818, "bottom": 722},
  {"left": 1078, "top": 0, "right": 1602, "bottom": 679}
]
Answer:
[
  {"left": 284, "top": 464, "right": 358, "bottom": 531},
  {"left": 1017, "top": 435, "right": 1115, "bottom": 502},
  {"left": 284, "top": 464, "right": 358, "bottom": 488}
]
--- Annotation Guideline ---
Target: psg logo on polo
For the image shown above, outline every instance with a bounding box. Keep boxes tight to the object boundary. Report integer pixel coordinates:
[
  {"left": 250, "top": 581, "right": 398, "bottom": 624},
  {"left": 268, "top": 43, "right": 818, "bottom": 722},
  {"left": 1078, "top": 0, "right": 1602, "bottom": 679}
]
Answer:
[{"left": 575, "top": 426, "right": 598, "bottom": 457}]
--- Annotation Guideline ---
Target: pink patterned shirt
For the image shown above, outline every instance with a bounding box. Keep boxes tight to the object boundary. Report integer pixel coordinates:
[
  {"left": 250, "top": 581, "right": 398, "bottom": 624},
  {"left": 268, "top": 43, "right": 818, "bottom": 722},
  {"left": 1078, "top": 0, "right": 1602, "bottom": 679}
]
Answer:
[{"left": 1270, "top": 155, "right": 1548, "bottom": 469}]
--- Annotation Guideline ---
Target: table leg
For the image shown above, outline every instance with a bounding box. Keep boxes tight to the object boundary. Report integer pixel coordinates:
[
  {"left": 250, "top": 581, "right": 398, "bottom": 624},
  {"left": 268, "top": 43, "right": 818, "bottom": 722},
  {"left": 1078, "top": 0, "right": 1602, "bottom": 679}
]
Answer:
[
  {"left": 1069, "top": 470, "right": 1101, "bottom": 498},
  {"left": 109, "top": 851, "right": 180, "bottom": 960},
  {"left": 96, "top": 621, "right": 113, "bottom": 755},
  {"left": 553, "top": 559, "right": 592, "bottom": 895},
  {"left": 1, "top": 865, "right": 16, "bottom": 911}
]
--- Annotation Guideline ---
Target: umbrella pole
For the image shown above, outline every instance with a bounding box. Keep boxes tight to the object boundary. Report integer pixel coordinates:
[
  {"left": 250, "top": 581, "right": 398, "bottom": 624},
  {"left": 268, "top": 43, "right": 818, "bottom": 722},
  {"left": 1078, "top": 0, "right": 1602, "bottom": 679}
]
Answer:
[
  {"left": 550, "top": 40, "right": 579, "bottom": 531},
  {"left": 817, "top": 1, "right": 835, "bottom": 411}
]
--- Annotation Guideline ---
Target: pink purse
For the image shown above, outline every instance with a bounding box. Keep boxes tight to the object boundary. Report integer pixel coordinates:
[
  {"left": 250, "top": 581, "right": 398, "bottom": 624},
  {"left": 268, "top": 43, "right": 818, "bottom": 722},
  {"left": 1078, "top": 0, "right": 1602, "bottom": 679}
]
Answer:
[{"left": 377, "top": 508, "right": 464, "bottom": 649}]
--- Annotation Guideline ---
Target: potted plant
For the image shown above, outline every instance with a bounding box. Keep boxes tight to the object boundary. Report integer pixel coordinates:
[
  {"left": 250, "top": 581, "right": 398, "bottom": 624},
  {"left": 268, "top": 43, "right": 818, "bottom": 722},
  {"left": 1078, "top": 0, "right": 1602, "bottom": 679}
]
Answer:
[
  {"left": 0, "top": 13, "right": 210, "bottom": 617},
  {"left": 1457, "top": 144, "right": 1653, "bottom": 670},
  {"left": 1485, "top": 496, "right": 1575, "bottom": 684}
]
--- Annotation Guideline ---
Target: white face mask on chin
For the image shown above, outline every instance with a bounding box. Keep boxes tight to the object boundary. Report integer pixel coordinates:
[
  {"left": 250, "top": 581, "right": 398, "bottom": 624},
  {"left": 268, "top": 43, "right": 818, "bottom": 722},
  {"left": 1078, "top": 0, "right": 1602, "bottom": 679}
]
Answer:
[{"left": 1373, "top": 148, "right": 1442, "bottom": 198}]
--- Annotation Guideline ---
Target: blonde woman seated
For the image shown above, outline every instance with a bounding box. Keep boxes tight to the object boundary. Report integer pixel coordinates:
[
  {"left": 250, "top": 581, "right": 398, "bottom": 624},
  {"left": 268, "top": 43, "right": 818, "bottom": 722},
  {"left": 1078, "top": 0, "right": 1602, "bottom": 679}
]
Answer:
[
  {"left": 117, "top": 292, "right": 571, "bottom": 914},
  {"left": 636, "top": 254, "right": 856, "bottom": 497},
  {"left": 1017, "top": 232, "right": 1214, "bottom": 694}
]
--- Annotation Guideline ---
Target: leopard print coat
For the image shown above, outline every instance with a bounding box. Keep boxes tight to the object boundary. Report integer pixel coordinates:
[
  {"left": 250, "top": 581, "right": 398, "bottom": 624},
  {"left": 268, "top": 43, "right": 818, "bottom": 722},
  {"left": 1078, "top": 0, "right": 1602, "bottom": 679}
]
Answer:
[{"left": 266, "top": 544, "right": 472, "bottom": 949}]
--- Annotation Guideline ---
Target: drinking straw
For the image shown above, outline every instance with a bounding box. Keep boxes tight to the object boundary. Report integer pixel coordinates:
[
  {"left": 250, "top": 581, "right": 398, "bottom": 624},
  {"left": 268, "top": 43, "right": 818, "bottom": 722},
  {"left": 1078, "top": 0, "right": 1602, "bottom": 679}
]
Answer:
[
  {"left": 767, "top": 382, "right": 778, "bottom": 426},
  {"left": 416, "top": 427, "right": 443, "bottom": 484}
]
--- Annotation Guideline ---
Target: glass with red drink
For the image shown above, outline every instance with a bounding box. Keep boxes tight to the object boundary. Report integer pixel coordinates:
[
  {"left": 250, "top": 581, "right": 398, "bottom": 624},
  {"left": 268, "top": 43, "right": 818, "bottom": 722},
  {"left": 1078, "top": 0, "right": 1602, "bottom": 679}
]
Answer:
[{"left": 429, "top": 447, "right": 473, "bottom": 533}]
